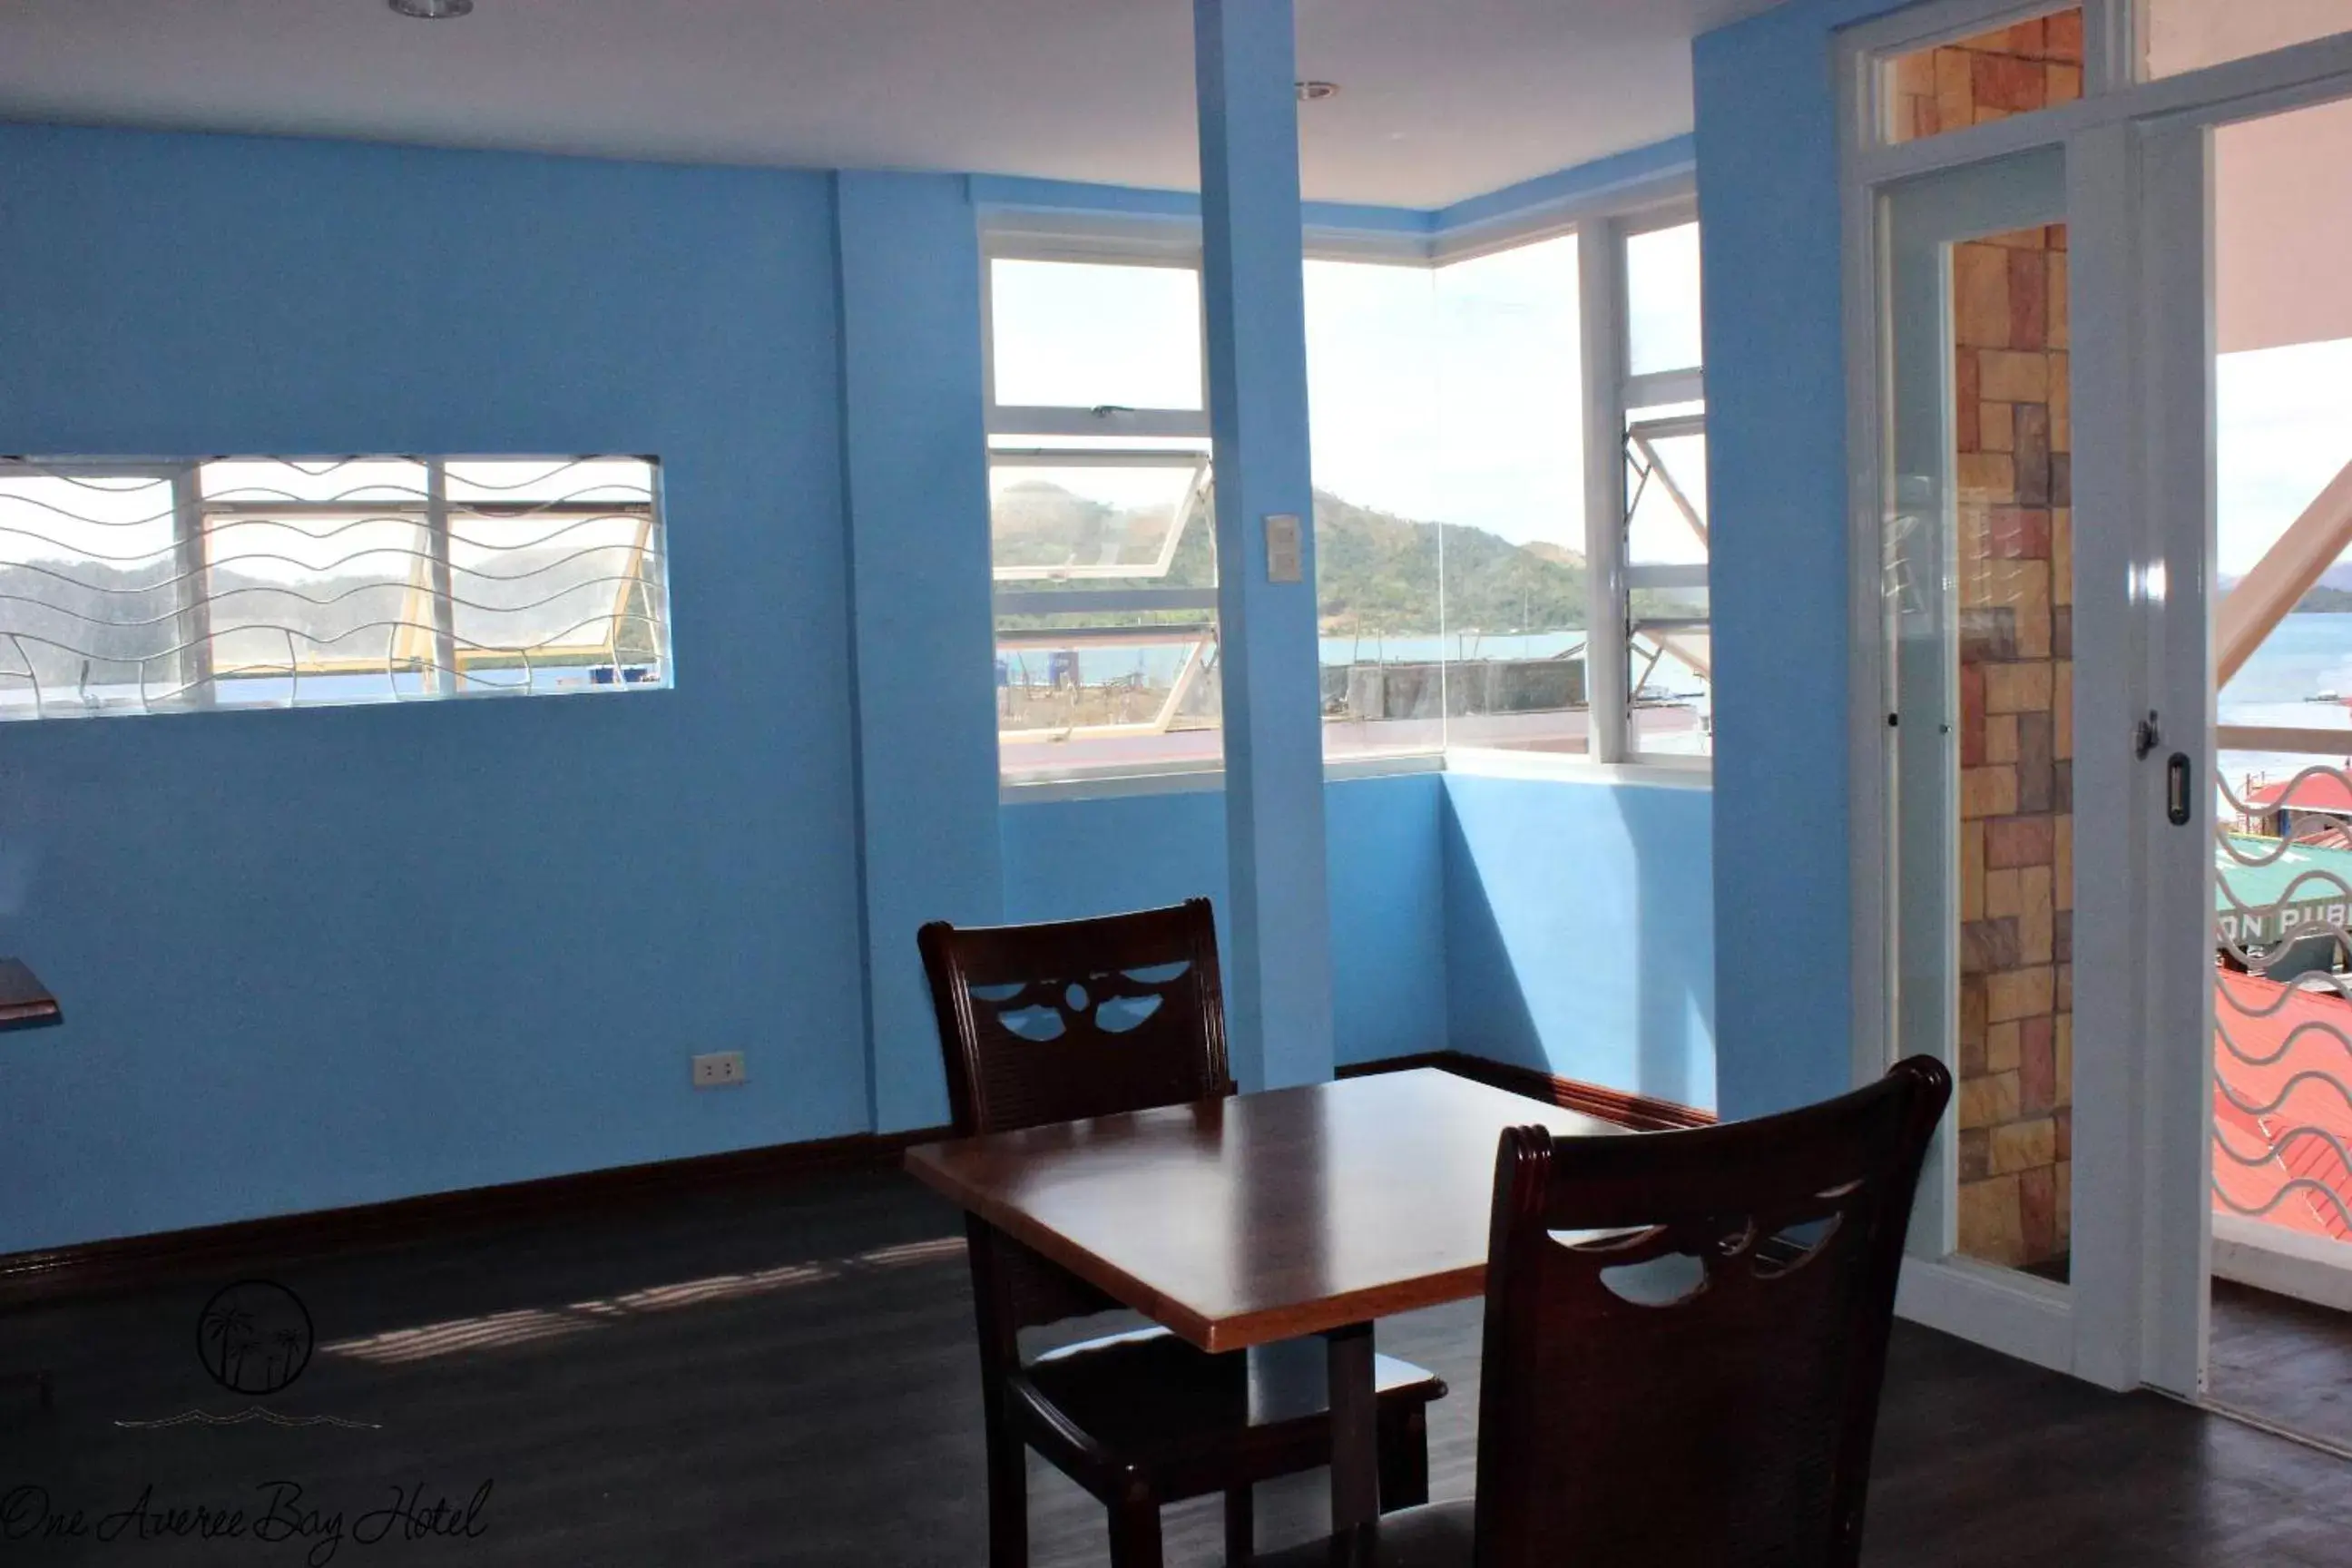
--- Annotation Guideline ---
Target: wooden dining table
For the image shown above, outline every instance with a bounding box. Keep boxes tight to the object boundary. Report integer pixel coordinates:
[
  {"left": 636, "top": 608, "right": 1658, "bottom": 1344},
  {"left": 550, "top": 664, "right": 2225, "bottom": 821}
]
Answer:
[{"left": 904, "top": 1065, "right": 1626, "bottom": 1538}]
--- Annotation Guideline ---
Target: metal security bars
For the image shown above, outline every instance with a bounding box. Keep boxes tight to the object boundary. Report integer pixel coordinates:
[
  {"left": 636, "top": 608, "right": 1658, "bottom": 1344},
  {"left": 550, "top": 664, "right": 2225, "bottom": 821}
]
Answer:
[
  {"left": 2214, "top": 759, "right": 2352, "bottom": 1253},
  {"left": 0, "top": 456, "right": 668, "bottom": 718}
]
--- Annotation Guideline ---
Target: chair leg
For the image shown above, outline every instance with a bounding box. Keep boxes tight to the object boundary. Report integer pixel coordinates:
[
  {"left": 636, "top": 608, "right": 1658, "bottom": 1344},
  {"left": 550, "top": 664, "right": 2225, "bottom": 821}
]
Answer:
[
  {"left": 1377, "top": 1405, "right": 1430, "bottom": 1511},
  {"left": 1108, "top": 1490, "right": 1164, "bottom": 1568},
  {"left": 983, "top": 1418, "right": 1028, "bottom": 1568},
  {"left": 1223, "top": 1483, "right": 1254, "bottom": 1565}
]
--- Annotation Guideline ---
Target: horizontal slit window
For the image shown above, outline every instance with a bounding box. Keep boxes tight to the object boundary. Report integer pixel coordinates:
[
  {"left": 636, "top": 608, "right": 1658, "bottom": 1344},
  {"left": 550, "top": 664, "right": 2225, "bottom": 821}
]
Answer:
[{"left": 0, "top": 455, "right": 669, "bottom": 719}]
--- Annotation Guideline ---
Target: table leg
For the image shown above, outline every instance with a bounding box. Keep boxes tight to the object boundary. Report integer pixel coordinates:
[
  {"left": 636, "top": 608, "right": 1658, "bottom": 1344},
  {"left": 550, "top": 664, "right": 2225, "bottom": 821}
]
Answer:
[{"left": 1324, "top": 1320, "right": 1377, "bottom": 1534}]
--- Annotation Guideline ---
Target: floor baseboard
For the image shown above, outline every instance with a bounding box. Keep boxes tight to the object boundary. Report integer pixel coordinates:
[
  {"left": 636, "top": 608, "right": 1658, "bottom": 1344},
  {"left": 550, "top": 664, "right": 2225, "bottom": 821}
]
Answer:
[
  {"left": 6, "top": 1052, "right": 1710, "bottom": 1309},
  {"left": 0, "top": 1124, "right": 946, "bottom": 1308}
]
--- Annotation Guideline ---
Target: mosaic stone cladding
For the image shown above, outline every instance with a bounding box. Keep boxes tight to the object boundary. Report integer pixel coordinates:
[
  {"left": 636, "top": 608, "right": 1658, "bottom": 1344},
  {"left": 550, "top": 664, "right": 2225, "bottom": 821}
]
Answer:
[
  {"left": 1889, "top": 10, "right": 2085, "bottom": 144},
  {"left": 1952, "top": 220, "right": 2073, "bottom": 1272}
]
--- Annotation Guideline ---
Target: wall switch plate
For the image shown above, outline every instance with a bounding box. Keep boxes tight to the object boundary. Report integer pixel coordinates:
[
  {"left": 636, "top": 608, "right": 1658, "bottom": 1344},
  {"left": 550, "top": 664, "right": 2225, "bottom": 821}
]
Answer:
[
  {"left": 1265, "top": 513, "right": 1303, "bottom": 583},
  {"left": 691, "top": 1051, "right": 747, "bottom": 1089}
]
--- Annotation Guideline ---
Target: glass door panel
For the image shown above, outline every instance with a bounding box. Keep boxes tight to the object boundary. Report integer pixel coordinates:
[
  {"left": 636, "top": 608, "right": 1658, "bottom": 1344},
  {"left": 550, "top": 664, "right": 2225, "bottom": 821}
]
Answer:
[{"left": 1884, "top": 148, "right": 2074, "bottom": 1281}]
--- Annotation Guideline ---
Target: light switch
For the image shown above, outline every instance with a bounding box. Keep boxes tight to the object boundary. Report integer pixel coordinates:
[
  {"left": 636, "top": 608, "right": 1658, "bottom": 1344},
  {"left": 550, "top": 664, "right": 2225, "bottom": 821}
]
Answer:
[{"left": 1265, "top": 514, "right": 1303, "bottom": 583}]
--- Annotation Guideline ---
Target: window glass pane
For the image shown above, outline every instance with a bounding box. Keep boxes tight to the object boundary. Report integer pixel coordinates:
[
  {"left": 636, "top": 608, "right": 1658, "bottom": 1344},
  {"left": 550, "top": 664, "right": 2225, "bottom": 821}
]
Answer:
[
  {"left": 1628, "top": 586, "right": 1711, "bottom": 756},
  {"left": 2144, "top": 0, "right": 2352, "bottom": 78},
  {"left": 203, "top": 488, "right": 431, "bottom": 705},
  {"left": 1306, "top": 259, "right": 1446, "bottom": 760},
  {"left": 989, "top": 460, "right": 1209, "bottom": 581},
  {"left": 1626, "top": 222, "right": 1705, "bottom": 376},
  {"left": 1626, "top": 419, "right": 1709, "bottom": 566},
  {"left": 201, "top": 457, "right": 427, "bottom": 505},
  {"left": 447, "top": 459, "right": 663, "bottom": 692},
  {"left": 1884, "top": 10, "right": 2083, "bottom": 144},
  {"left": 1435, "top": 234, "right": 1590, "bottom": 755},
  {"left": 991, "top": 449, "right": 1219, "bottom": 779},
  {"left": 990, "top": 259, "right": 1204, "bottom": 411},
  {"left": 995, "top": 615, "right": 1222, "bottom": 775},
  {"left": 0, "top": 467, "right": 181, "bottom": 715}
]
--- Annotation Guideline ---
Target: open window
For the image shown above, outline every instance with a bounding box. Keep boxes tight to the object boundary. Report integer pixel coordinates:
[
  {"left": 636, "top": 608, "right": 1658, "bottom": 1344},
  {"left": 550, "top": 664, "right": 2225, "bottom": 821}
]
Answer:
[{"left": 985, "top": 250, "right": 1220, "bottom": 779}]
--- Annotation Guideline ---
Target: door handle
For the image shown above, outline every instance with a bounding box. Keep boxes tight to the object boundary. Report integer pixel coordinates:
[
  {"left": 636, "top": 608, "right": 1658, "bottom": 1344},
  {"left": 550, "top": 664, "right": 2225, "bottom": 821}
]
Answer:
[{"left": 2167, "top": 752, "right": 2191, "bottom": 826}]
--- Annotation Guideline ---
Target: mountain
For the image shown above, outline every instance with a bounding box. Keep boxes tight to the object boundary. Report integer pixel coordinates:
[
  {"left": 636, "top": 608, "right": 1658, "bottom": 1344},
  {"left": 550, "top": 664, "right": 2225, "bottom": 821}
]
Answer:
[{"left": 991, "top": 478, "right": 1702, "bottom": 639}]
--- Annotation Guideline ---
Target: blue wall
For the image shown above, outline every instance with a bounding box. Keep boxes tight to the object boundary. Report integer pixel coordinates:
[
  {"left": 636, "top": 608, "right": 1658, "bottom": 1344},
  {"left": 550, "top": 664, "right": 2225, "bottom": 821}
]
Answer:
[
  {"left": 834, "top": 172, "right": 1005, "bottom": 1133},
  {"left": 0, "top": 118, "right": 1727, "bottom": 1254},
  {"left": 1442, "top": 774, "right": 1716, "bottom": 1112},
  {"left": 0, "top": 125, "right": 866, "bottom": 1252},
  {"left": 1002, "top": 773, "right": 1449, "bottom": 1067},
  {"left": 1694, "top": 0, "right": 1905, "bottom": 1118}
]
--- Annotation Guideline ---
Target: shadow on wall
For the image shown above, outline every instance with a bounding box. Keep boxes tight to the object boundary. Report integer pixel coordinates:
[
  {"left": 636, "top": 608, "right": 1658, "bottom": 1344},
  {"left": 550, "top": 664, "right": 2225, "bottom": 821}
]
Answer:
[{"left": 1440, "top": 772, "right": 1716, "bottom": 1112}]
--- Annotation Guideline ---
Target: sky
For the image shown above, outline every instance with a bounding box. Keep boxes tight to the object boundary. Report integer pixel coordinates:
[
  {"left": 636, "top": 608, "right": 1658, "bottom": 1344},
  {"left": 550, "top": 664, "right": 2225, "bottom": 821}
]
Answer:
[{"left": 2215, "top": 337, "right": 2352, "bottom": 579}]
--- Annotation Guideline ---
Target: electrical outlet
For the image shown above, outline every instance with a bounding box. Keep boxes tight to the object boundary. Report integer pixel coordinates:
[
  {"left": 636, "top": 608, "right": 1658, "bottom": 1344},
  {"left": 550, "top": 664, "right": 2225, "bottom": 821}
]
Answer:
[{"left": 691, "top": 1051, "right": 747, "bottom": 1089}]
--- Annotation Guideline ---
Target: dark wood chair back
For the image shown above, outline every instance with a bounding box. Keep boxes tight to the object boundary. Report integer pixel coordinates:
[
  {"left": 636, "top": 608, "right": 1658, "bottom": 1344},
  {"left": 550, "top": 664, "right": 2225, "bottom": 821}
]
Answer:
[
  {"left": 919, "top": 899, "right": 1233, "bottom": 1337},
  {"left": 1472, "top": 1055, "right": 1952, "bottom": 1568}
]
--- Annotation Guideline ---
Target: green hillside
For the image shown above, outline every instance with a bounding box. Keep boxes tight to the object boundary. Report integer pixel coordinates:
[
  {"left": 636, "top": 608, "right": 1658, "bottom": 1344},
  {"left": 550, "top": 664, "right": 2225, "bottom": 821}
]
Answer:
[{"left": 992, "top": 479, "right": 1702, "bottom": 638}]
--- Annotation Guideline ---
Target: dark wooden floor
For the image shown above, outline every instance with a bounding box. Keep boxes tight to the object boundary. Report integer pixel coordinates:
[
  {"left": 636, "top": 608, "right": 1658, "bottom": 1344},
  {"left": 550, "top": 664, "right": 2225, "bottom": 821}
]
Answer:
[
  {"left": 4, "top": 1169, "right": 2349, "bottom": 1566},
  {"left": 2210, "top": 1278, "right": 2352, "bottom": 1455}
]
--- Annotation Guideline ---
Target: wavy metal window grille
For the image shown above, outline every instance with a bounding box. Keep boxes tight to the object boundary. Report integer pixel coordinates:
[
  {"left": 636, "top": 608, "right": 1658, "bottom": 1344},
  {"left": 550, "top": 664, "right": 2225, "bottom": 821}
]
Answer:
[
  {"left": 2213, "top": 766, "right": 2352, "bottom": 1244},
  {"left": 0, "top": 456, "right": 668, "bottom": 718}
]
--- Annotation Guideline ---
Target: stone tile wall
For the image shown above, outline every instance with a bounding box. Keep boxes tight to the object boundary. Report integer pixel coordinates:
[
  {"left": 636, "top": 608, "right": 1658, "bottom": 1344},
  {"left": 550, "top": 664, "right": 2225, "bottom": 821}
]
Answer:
[
  {"left": 1890, "top": 10, "right": 2084, "bottom": 144},
  {"left": 1952, "top": 222, "right": 2074, "bottom": 1271}
]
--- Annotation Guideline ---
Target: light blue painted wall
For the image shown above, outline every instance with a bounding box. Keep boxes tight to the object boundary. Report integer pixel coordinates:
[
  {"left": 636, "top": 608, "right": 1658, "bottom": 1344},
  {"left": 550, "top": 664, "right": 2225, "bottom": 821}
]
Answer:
[
  {"left": 1441, "top": 773, "right": 1716, "bottom": 1112},
  {"left": 835, "top": 172, "right": 1004, "bottom": 1132},
  {"left": 0, "top": 124, "right": 866, "bottom": 1252},
  {"left": 1694, "top": 0, "right": 1906, "bottom": 1119},
  {"left": 1001, "top": 773, "right": 1448, "bottom": 1068},
  {"left": 0, "top": 114, "right": 1732, "bottom": 1254}
]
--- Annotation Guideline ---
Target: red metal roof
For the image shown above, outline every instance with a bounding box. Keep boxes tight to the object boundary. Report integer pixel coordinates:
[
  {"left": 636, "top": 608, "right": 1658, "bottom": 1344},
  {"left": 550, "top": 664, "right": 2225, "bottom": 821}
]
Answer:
[
  {"left": 2213, "top": 970, "right": 2352, "bottom": 1243},
  {"left": 2247, "top": 772, "right": 2352, "bottom": 813}
]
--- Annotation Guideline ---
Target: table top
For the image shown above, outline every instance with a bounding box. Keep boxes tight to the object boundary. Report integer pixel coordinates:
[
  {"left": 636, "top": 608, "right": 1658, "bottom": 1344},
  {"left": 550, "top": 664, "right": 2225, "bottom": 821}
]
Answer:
[{"left": 905, "top": 1067, "right": 1627, "bottom": 1352}]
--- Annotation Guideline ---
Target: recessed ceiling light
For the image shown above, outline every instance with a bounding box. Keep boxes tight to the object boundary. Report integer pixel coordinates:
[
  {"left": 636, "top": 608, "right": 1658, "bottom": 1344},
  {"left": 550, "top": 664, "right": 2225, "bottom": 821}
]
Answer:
[
  {"left": 389, "top": 0, "right": 473, "bottom": 17},
  {"left": 1296, "top": 81, "right": 1340, "bottom": 102}
]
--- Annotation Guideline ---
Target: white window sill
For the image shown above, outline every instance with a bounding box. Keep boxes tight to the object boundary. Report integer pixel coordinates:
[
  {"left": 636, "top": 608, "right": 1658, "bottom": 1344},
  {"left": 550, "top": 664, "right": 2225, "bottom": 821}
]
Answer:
[
  {"left": 999, "top": 748, "right": 1710, "bottom": 803},
  {"left": 1439, "top": 747, "right": 1713, "bottom": 790}
]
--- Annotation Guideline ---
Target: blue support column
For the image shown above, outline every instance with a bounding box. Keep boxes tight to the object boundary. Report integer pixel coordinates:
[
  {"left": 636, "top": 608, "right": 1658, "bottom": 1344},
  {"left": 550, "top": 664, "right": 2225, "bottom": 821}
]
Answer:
[
  {"left": 1193, "top": 0, "right": 1335, "bottom": 1090},
  {"left": 835, "top": 172, "right": 1004, "bottom": 1131}
]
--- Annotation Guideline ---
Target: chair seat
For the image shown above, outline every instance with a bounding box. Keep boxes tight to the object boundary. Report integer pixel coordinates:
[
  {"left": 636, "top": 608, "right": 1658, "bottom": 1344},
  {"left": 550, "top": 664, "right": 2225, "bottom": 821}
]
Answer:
[
  {"left": 1250, "top": 1500, "right": 1476, "bottom": 1567},
  {"left": 1014, "top": 1326, "right": 1444, "bottom": 1487}
]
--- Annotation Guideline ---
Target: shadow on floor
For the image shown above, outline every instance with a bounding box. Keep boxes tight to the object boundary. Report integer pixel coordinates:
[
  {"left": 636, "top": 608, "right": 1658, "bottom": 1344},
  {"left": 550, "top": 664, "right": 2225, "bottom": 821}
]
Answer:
[{"left": 0, "top": 1170, "right": 2347, "bottom": 1565}]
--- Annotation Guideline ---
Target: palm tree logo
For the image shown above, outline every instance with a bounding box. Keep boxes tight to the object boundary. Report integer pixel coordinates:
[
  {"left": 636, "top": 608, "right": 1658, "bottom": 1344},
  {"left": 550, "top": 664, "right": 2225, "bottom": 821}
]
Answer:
[{"left": 196, "top": 1281, "right": 313, "bottom": 1396}]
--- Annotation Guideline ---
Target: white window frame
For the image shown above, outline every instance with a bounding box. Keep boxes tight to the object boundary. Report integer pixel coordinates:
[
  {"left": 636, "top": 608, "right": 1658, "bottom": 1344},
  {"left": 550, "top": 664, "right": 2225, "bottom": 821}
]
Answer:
[
  {"left": 1582, "top": 200, "right": 1712, "bottom": 770},
  {"left": 981, "top": 181, "right": 1711, "bottom": 794},
  {"left": 0, "top": 454, "right": 667, "bottom": 719},
  {"left": 1836, "top": 0, "right": 2352, "bottom": 1398}
]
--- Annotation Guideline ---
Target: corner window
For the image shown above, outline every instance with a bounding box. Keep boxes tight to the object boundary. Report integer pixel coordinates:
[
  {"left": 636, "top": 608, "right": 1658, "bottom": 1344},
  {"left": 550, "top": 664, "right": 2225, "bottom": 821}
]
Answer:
[
  {"left": 0, "top": 456, "right": 668, "bottom": 718},
  {"left": 984, "top": 213, "right": 1703, "bottom": 783}
]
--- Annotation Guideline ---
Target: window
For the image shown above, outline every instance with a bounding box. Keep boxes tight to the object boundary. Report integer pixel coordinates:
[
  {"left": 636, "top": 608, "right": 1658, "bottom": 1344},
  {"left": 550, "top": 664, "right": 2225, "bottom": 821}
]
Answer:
[
  {"left": 2142, "top": 0, "right": 2352, "bottom": 79},
  {"left": 0, "top": 456, "right": 667, "bottom": 718},
  {"left": 1427, "top": 236, "right": 1591, "bottom": 755},
  {"left": 1619, "top": 220, "right": 1711, "bottom": 758},
  {"left": 1883, "top": 10, "right": 2085, "bottom": 144},
  {"left": 985, "top": 253, "right": 1220, "bottom": 779},
  {"left": 984, "top": 211, "right": 1702, "bottom": 781},
  {"left": 1305, "top": 259, "right": 1446, "bottom": 760}
]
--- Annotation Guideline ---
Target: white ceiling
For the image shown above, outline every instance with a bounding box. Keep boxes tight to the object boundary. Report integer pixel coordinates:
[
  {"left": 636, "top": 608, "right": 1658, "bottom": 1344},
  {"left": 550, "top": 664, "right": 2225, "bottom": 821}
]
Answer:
[{"left": 0, "top": 0, "right": 1776, "bottom": 210}]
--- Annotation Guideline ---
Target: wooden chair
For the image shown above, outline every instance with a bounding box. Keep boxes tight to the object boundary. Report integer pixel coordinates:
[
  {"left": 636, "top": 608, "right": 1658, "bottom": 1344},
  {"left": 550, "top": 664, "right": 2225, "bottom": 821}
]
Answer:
[
  {"left": 1255, "top": 1055, "right": 1953, "bottom": 1568},
  {"left": 918, "top": 899, "right": 1447, "bottom": 1568}
]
